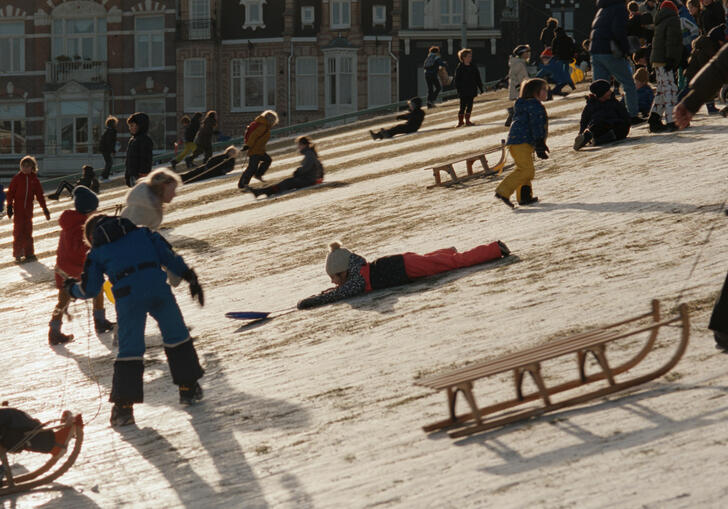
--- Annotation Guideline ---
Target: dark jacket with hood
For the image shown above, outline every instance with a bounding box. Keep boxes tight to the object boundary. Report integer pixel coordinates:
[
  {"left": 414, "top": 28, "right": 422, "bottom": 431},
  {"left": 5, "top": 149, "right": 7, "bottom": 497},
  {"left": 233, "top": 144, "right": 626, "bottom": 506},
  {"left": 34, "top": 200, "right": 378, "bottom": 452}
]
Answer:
[
  {"left": 681, "top": 42, "right": 728, "bottom": 113},
  {"left": 506, "top": 98, "right": 549, "bottom": 146},
  {"left": 552, "top": 28, "right": 577, "bottom": 61},
  {"left": 194, "top": 114, "right": 217, "bottom": 148},
  {"left": 540, "top": 20, "right": 558, "bottom": 48},
  {"left": 125, "top": 112, "right": 153, "bottom": 179},
  {"left": 395, "top": 99, "right": 425, "bottom": 132},
  {"left": 99, "top": 125, "right": 117, "bottom": 154},
  {"left": 77, "top": 167, "right": 100, "bottom": 193},
  {"left": 454, "top": 62, "right": 484, "bottom": 98},
  {"left": 651, "top": 6, "right": 683, "bottom": 67},
  {"left": 590, "top": 0, "right": 631, "bottom": 56},
  {"left": 423, "top": 52, "right": 447, "bottom": 77},
  {"left": 699, "top": 1, "right": 725, "bottom": 35},
  {"left": 579, "top": 93, "right": 631, "bottom": 133},
  {"left": 184, "top": 113, "right": 202, "bottom": 143}
]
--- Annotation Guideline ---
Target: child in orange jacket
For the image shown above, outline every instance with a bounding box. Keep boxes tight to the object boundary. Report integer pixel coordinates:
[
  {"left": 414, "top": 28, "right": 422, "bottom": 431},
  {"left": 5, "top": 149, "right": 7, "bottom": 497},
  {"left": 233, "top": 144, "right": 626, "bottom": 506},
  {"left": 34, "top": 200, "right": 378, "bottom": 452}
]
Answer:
[{"left": 6, "top": 156, "right": 51, "bottom": 263}]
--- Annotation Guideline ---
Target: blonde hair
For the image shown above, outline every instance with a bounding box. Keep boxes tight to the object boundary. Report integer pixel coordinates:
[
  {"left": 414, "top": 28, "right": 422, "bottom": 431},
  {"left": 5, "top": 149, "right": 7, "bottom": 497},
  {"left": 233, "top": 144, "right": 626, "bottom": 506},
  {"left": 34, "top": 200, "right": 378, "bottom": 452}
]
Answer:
[
  {"left": 144, "top": 168, "right": 182, "bottom": 198},
  {"left": 262, "top": 109, "right": 279, "bottom": 126},
  {"left": 458, "top": 48, "right": 472, "bottom": 62},
  {"left": 224, "top": 145, "right": 240, "bottom": 158},
  {"left": 106, "top": 115, "right": 118, "bottom": 128},
  {"left": 19, "top": 155, "right": 38, "bottom": 173}
]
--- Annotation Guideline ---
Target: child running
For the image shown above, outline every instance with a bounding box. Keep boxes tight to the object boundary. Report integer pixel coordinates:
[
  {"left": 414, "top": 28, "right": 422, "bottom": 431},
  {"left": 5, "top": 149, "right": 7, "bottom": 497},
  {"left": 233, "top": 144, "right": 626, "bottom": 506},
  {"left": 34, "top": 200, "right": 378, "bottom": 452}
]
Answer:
[
  {"left": 65, "top": 214, "right": 205, "bottom": 426},
  {"left": 48, "top": 186, "right": 114, "bottom": 345},
  {"left": 297, "top": 240, "right": 510, "bottom": 309},
  {"left": 6, "top": 156, "right": 51, "bottom": 263},
  {"left": 238, "top": 110, "right": 279, "bottom": 188},
  {"left": 506, "top": 45, "right": 531, "bottom": 127},
  {"left": 495, "top": 78, "right": 549, "bottom": 208}
]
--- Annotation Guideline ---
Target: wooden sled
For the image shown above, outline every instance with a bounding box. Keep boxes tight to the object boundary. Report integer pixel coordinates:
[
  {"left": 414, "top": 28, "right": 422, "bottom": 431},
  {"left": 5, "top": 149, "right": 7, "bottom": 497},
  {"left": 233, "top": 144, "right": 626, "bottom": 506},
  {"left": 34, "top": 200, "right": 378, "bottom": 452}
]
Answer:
[
  {"left": 0, "top": 413, "right": 84, "bottom": 496},
  {"left": 425, "top": 140, "right": 507, "bottom": 189},
  {"left": 415, "top": 300, "right": 689, "bottom": 438}
]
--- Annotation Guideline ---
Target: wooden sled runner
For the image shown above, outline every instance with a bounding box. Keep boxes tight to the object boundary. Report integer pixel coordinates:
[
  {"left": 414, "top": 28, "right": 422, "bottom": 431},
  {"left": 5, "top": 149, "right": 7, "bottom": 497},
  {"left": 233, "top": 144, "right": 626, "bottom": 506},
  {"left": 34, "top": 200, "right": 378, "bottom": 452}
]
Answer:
[
  {"left": 415, "top": 300, "right": 689, "bottom": 438},
  {"left": 425, "top": 140, "right": 507, "bottom": 189},
  {"left": 0, "top": 413, "right": 84, "bottom": 496}
]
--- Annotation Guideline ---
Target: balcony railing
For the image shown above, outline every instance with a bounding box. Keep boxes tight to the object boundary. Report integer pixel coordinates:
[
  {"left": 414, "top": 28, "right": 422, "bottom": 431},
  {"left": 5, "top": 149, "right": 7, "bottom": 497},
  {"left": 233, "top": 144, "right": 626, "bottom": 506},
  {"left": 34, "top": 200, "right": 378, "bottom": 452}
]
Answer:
[
  {"left": 45, "top": 60, "right": 107, "bottom": 83},
  {"left": 177, "top": 19, "right": 216, "bottom": 41}
]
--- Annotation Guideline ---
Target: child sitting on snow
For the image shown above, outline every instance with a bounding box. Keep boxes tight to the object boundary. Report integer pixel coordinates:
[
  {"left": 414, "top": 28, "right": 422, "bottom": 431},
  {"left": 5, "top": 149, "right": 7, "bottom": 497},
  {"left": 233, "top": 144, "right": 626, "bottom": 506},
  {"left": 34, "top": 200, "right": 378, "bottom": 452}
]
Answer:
[
  {"left": 47, "top": 164, "right": 100, "bottom": 200},
  {"left": 65, "top": 214, "right": 205, "bottom": 427},
  {"left": 573, "top": 80, "right": 632, "bottom": 150},
  {"left": 536, "top": 48, "right": 572, "bottom": 97},
  {"left": 0, "top": 407, "right": 80, "bottom": 456},
  {"left": 297, "top": 240, "right": 510, "bottom": 309},
  {"left": 246, "top": 136, "right": 323, "bottom": 197},
  {"left": 48, "top": 185, "right": 114, "bottom": 345},
  {"left": 180, "top": 145, "right": 239, "bottom": 184},
  {"left": 370, "top": 97, "right": 425, "bottom": 139},
  {"left": 634, "top": 67, "right": 656, "bottom": 117}
]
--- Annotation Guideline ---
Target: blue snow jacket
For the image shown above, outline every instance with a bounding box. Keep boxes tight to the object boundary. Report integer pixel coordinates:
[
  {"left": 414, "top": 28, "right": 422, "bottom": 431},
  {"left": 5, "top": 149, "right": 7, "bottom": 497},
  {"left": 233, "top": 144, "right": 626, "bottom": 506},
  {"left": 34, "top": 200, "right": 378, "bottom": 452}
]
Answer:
[
  {"left": 536, "top": 59, "right": 572, "bottom": 85},
  {"left": 423, "top": 52, "right": 446, "bottom": 77},
  {"left": 636, "top": 85, "right": 655, "bottom": 114},
  {"left": 590, "top": 0, "right": 631, "bottom": 57},
  {"left": 506, "top": 98, "right": 548, "bottom": 146}
]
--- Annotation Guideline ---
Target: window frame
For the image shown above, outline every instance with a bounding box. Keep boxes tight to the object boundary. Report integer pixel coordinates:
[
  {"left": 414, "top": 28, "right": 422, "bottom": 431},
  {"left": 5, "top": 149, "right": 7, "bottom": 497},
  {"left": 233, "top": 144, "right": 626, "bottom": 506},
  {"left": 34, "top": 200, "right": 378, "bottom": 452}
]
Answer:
[
  {"left": 301, "top": 5, "right": 315, "bottom": 26},
  {"left": 295, "top": 56, "right": 318, "bottom": 110},
  {"left": 367, "top": 56, "right": 391, "bottom": 107},
  {"left": 476, "top": 0, "right": 494, "bottom": 28},
  {"left": 0, "top": 102, "right": 27, "bottom": 155},
  {"left": 372, "top": 5, "right": 386, "bottom": 26},
  {"left": 184, "top": 58, "right": 207, "bottom": 112},
  {"left": 0, "top": 21, "right": 25, "bottom": 73},
  {"left": 135, "top": 97, "right": 167, "bottom": 151},
  {"left": 439, "top": 0, "right": 462, "bottom": 27},
  {"left": 230, "top": 57, "right": 277, "bottom": 112},
  {"left": 240, "top": 0, "right": 266, "bottom": 29},
  {"left": 52, "top": 16, "right": 107, "bottom": 62},
  {"left": 330, "top": 0, "right": 351, "bottom": 29},
  {"left": 410, "top": 0, "right": 425, "bottom": 29},
  {"left": 134, "top": 15, "right": 165, "bottom": 70}
]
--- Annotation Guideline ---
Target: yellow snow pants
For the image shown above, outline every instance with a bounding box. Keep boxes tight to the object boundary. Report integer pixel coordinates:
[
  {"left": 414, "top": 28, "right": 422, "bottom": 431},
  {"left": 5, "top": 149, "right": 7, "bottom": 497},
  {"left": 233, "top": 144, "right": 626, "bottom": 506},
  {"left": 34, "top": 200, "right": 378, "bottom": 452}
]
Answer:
[{"left": 495, "top": 143, "right": 535, "bottom": 202}]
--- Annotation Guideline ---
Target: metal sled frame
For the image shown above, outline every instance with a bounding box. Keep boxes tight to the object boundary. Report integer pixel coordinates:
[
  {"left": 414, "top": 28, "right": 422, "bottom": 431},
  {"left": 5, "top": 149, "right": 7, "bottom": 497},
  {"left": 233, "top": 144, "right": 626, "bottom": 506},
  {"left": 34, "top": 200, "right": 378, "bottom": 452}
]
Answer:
[
  {"left": 415, "top": 300, "right": 689, "bottom": 438},
  {"left": 425, "top": 140, "right": 508, "bottom": 189},
  {"left": 0, "top": 415, "right": 84, "bottom": 496}
]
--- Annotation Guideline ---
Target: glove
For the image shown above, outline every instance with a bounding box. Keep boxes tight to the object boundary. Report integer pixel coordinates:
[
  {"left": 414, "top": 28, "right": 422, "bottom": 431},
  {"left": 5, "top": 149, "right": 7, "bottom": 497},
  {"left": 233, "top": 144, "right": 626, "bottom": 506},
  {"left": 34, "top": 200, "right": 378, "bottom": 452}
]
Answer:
[
  {"left": 6, "top": 204, "right": 12, "bottom": 219},
  {"left": 242, "top": 145, "right": 249, "bottom": 151},
  {"left": 183, "top": 269, "right": 204, "bottom": 306},
  {"left": 43, "top": 208, "right": 51, "bottom": 220},
  {"left": 534, "top": 139, "right": 550, "bottom": 160},
  {"left": 63, "top": 277, "right": 79, "bottom": 297}
]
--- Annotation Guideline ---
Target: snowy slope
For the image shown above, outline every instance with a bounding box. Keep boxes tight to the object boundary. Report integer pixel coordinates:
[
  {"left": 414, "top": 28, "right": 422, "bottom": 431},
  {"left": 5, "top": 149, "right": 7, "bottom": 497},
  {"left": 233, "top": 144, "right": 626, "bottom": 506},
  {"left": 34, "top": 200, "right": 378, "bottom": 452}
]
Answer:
[{"left": 1, "top": 85, "right": 727, "bottom": 509}]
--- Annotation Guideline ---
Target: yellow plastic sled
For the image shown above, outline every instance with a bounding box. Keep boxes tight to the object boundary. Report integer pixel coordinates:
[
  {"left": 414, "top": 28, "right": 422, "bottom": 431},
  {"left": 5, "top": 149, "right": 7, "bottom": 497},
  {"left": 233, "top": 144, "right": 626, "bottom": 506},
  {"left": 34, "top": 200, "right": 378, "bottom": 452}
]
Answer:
[{"left": 103, "top": 280, "right": 115, "bottom": 304}]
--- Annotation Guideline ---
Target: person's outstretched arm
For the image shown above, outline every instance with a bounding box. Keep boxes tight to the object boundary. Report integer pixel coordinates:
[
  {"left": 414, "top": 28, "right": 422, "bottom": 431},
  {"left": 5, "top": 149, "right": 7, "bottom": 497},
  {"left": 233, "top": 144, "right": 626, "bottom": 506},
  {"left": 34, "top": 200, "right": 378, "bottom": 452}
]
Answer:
[
  {"left": 675, "top": 43, "right": 728, "bottom": 127},
  {"left": 297, "top": 276, "right": 366, "bottom": 309}
]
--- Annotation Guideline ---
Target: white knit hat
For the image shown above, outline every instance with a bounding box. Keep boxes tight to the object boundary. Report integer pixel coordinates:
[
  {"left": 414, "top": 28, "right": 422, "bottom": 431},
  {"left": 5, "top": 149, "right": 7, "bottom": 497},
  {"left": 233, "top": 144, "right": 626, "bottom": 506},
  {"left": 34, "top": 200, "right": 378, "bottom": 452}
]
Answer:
[{"left": 325, "top": 241, "right": 352, "bottom": 276}]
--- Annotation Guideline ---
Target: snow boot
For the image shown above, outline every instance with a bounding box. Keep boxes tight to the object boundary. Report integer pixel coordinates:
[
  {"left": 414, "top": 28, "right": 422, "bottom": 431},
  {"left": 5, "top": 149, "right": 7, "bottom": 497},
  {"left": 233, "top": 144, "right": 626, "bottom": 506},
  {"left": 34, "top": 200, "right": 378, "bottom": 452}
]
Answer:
[
  {"left": 504, "top": 107, "right": 514, "bottom": 127},
  {"left": 179, "top": 382, "right": 204, "bottom": 405},
  {"left": 184, "top": 157, "right": 194, "bottom": 169},
  {"left": 648, "top": 112, "right": 667, "bottom": 133},
  {"left": 95, "top": 318, "right": 116, "bottom": 334},
  {"left": 665, "top": 121, "right": 678, "bottom": 132},
  {"left": 494, "top": 192, "right": 515, "bottom": 209},
  {"left": 706, "top": 102, "right": 719, "bottom": 115},
  {"left": 573, "top": 130, "right": 593, "bottom": 150},
  {"left": 630, "top": 116, "right": 646, "bottom": 125},
  {"left": 721, "top": 106, "right": 728, "bottom": 118},
  {"left": 47, "top": 192, "right": 61, "bottom": 201},
  {"left": 369, "top": 129, "right": 379, "bottom": 140},
  {"left": 49, "top": 328, "right": 74, "bottom": 346},
  {"left": 715, "top": 331, "right": 728, "bottom": 352},
  {"left": 170, "top": 158, "right": 177, "bottom": 170},
  {"left": 593, "top": 129, "right": 617, "bottom": 146},
  {"left": 497, "top": 240, "right": 511, "bottom": 257},
  {"left": 455, "top": 114, "right": 465, "bottom": 128},
  {"left": 24, "top": 254, "right": 37, "bottom": 263},
  {"left": 518, "top": 185, "right": 539, "bottom": 205},
  {"left": 110, "top": 404, "right": 134, "bottom": 427},
  {"left": 464, "top": 114, "right": 475, "bottom": 126}
]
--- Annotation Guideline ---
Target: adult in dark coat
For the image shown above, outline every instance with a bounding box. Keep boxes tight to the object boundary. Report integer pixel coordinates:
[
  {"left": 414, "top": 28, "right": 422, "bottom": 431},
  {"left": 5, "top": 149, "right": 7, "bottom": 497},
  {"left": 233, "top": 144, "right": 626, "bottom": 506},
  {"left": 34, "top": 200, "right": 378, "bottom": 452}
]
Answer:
[
  {"left": 551, "top": 27, "right": 578, "bottom": 90},
  {"left": 370, "top": 97, "right": 425, "bottom": 139},
  {"left": 590, "top": 0, "right": 641, "bottom": 118},
  {"left": 675, "top": 39, "right": 728, "bottom": 125},
  {"left": 453, "top": 49, "right": 484, "bottom": 126},
  {"left": 99, "top": 116, "right": 118, "bottom": 179},
  {"left": 247, "top": 137, "right": 324, "bottom": 197},
  {"left": 180, "top": 146, "right": 239, "bottom": 184},
  {"left": 698, "top": 0, "right": 726, "bottom": 34},
  {"left": 573, "top": 79, "right": 632, "bottom": 149},
  {"left": 540, "top": 17, "right": 559, "bottom": 49},
  {"left": 124, "top": 112, "right": 154, "bottom": 188}
]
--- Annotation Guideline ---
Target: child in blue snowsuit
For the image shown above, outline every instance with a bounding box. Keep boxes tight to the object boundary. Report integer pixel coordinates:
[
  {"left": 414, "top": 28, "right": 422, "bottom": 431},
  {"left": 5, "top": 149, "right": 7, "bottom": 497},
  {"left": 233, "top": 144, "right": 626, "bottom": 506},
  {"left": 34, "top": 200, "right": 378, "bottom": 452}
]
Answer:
[
  {"left": 66, "top": 215, "right": 205, "bottom": 427},
  {"left": 536, "top": 48, "right": 574, "bottom": 96}
]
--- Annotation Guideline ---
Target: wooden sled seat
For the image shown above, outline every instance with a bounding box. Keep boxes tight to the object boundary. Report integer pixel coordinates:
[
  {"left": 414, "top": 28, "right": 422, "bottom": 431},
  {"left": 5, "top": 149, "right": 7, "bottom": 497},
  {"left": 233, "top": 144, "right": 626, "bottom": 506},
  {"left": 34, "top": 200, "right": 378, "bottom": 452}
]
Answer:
[
  {"left": 415, "top": 300, "right": 689, "bottom": 438},
  {"left": 0, "top": 413, "right": 84, "bottom": 496},
  {"left": 425, "top": 140, "right": 507, "bottom": 189}
]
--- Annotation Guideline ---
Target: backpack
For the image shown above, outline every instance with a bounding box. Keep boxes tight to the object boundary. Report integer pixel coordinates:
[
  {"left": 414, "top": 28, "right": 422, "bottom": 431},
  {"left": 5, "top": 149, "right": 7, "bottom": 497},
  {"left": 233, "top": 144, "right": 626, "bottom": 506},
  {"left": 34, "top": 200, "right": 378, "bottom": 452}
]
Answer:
[{"left": 244, "top": 121, "right": 259, "bottom": 143}]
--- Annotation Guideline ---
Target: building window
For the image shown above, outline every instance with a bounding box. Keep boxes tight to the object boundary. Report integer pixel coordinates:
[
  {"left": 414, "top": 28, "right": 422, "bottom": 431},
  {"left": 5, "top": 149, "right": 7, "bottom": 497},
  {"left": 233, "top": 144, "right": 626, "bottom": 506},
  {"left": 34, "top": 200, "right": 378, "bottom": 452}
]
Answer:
[
  {"left": 372, "top": 5, "right": 386, "bottom": 26},
  {"left": 231, "top": 58, "right": 276, "bottom": 111},
  {"left": 189, "top": 0, "right": 212, "bottom": 39},
  {"left": 0, "top": 22, "right": 25, "bottom": 73},
  {"left": 296, "top": 57, "right": 318, "bottom": 110},
  {"left": 52, "top": 17, "right": 107, "bottom": 61},
  {"left": 410, "top": 0, "right": 425, "bottom": 28},
  {"left": 326, "top": 55, "right": 353, "bottom": 105},
  {"left": 439, "top": 0, "right": 462, "bottom": 26},
  {"left": 477, "top": 0, "right": 494, "bottom": 28},
  {"left": 184, "top": 59, "right": 206, "bottom": 112},
  {"left": 45, "top": 98, "right": 104, "bottom": 154},
  {"left": 367, "top": 57, "right": 390, "bottom": 107},
  {"left": 135, "top": 16, "right": 164, "bottom": 69},
  {"left": 301, "top": 6, "right": 315, "bottom": 26},
  {"left": 135, "top": 98, "right": 166, "bottom": 150},
  {"left": 240, "top": 0, "right": 266, "bottom": 29},
  {"left": 551, "top": 10, "right": 574, "bottom": 35},
  {"left": 0, "top": 103, "right": 26, "bottom": 154},
  {"left": 330, "top": 0, "right": 350, "bottom": 29}
]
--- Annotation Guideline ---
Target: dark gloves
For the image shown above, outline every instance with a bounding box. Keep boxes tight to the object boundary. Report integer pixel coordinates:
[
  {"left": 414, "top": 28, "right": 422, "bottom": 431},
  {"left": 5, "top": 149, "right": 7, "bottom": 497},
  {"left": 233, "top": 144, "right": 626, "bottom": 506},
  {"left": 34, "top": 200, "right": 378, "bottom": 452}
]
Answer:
[
  {"left": 6, "top": 204, "right": 12, "bottom": 218},
  {"left": 43, "top": 207, "right": 51, "bottom": 220},
  {"left": 534, "top": 139, "right": 550, "bottom": 160},
  {"left": 63, "top": 277, "right": 79, "bottom": 296},
  {"left": 183, "top": 269, "right": 204, "bottom": 306},
  {"left": 242, "top": 145, "right": 249, "bottom": 151}
]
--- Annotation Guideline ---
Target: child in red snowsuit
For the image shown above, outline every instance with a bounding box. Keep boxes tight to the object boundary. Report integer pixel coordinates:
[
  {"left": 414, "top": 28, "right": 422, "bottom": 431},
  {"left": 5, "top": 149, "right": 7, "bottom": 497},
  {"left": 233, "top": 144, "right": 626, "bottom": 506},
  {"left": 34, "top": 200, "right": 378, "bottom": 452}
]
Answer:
[
  {"left": 48, "top": 186, "right": 115, "bottom": 346},
  {"left": 6, "top": 156, "right": 51, "bottom": 263},
  {"left": 297, "top": 240, "right": 511, "bottom": 309}
]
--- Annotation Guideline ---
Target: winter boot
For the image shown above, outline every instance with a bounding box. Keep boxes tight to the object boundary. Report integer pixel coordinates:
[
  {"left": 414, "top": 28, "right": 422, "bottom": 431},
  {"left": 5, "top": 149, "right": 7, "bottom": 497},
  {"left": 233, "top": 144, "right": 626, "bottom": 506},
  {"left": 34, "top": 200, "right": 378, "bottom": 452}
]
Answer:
[
  {"left": 24, "top": 254, "right": 37, "bottom": 262},
  {"left": 494, "top": 192, "right": 515, "bottom": 209},
  {"left": 706, "top": 102, "right": 719, "bottom": 115},
  {"left": 110, "top": 404, "right": 134, "bottom": 427},
  {"left": 49, "top": 328, "right": 74, "bottom": 346},
  {"left": 464, "top": 114, "right": 475, "bottom": 126},
  {"left": 94, "top": 309, "right": 116, "bottom": 333},
  {"left": 47, "top": 192, "right": 61, "bottom": 201},
  {"left": 665, "top": 121, "right": 678, "bottom": 132},
  {"left": 184, "top": 156, "right": 194, "bottom": 169},
  {"left": 170, "top": 158, "right": 177, "bottom": 170},
  {"left": 179, "top": 382, "right": 204, "bottom": 405},
  {"left": 721, "top": 106, "right": 728, "bottom": 118},
  {"left": 497, "top": 240, "right": 511, "bottom": 257},
  {"left": 573, "top": 130, "right": 593, "bottom": 150},
  {"left": 648, "top": 112, "right": 667, "bottom": 133},
  {"left": 504, "top": 107, "right": 514, "bottom": 127},
  {"left": 369, "top": 129, "right": 382, "bottom": 140},
  {"left": 518, "top": 185, "right": 539, "bottom": 205},
  {"left": 593, "top": 129, "right": 618, "bottom": 145},
  {"left": 455, "top": 113, "right": 465, "bottom": 127},
  {"left": 715, "top": 331, "right": 728, "bottom": 352}
]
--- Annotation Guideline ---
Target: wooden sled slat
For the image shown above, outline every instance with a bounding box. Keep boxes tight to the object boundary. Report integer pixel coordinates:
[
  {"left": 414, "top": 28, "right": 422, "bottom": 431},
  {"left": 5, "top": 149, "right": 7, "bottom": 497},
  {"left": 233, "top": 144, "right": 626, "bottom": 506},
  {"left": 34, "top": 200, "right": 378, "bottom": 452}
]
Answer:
[
  {"left": 415, "top": 300, "right": 689, "bottom": 438},
  {"left": 425, "top": 140, "right": 508, "bottom": 189},
  {"left": 0, "top": 415, "right": 84, "bottom": 496}
]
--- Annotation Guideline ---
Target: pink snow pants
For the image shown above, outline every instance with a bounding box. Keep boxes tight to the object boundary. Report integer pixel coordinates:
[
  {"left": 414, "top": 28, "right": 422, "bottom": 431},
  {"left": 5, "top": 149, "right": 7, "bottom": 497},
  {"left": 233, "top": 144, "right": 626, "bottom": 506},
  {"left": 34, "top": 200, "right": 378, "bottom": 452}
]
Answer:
[{"left": 402, "top": 242, "right": 503, "bottom": 279}]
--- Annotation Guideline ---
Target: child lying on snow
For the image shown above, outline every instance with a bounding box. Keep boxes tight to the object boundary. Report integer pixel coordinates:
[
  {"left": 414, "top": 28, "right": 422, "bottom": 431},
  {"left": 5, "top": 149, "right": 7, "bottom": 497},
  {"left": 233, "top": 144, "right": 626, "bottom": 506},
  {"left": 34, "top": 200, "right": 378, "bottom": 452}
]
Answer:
[
  {"left": 0, "top": 407, "right": 80, "bottom": 456},
  {"left": 297, "top": 240, "right": 511, "bottom": 309}
]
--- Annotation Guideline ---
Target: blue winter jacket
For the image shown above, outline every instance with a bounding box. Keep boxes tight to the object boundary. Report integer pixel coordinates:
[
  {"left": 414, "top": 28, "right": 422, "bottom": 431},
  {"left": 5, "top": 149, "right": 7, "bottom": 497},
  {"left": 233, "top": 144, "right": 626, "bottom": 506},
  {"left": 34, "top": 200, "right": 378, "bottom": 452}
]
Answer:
[
  {"left": 69, "top": 216, "right": 189, "bottom": 301},
  {"left": 506, "top": 98, "right": 548, "bottom": 146},
  {"left": 590, "top": 0, "right": 631, "bottom": 57},
  {"left": 536, "top": 59, "right": 571, "bottom": 85},
  {"left": 636, "top": 85, "right": 655, "bottom": 114},
  {"left": 423, "top": 53, "right": 446, "bottom": 77}
]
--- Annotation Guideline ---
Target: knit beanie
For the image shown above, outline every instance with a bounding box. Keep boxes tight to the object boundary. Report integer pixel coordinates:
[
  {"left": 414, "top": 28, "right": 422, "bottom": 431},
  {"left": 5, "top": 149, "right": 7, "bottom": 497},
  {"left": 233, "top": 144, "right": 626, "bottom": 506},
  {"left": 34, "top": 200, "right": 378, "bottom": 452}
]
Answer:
[
  {"left": 410, "top": 96, "right": 423, "bottom": 108},
  {"left": 589, "top": 79, "right": 612, "bottom": 98},
  {"left": 659, "top": 1, "right": 678, "bottom": 13},
  {"left": 540, "top": 48, "right": 553, "bottom": 59},
  {"left": 633, "top": 67, "right": 649, "bottom": 84},
  {"left": 325, "top": 241, "right": 352, "bottom": 277},
  {"left": 73, "top": 185, "right": 99, "bottom": 214}
]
